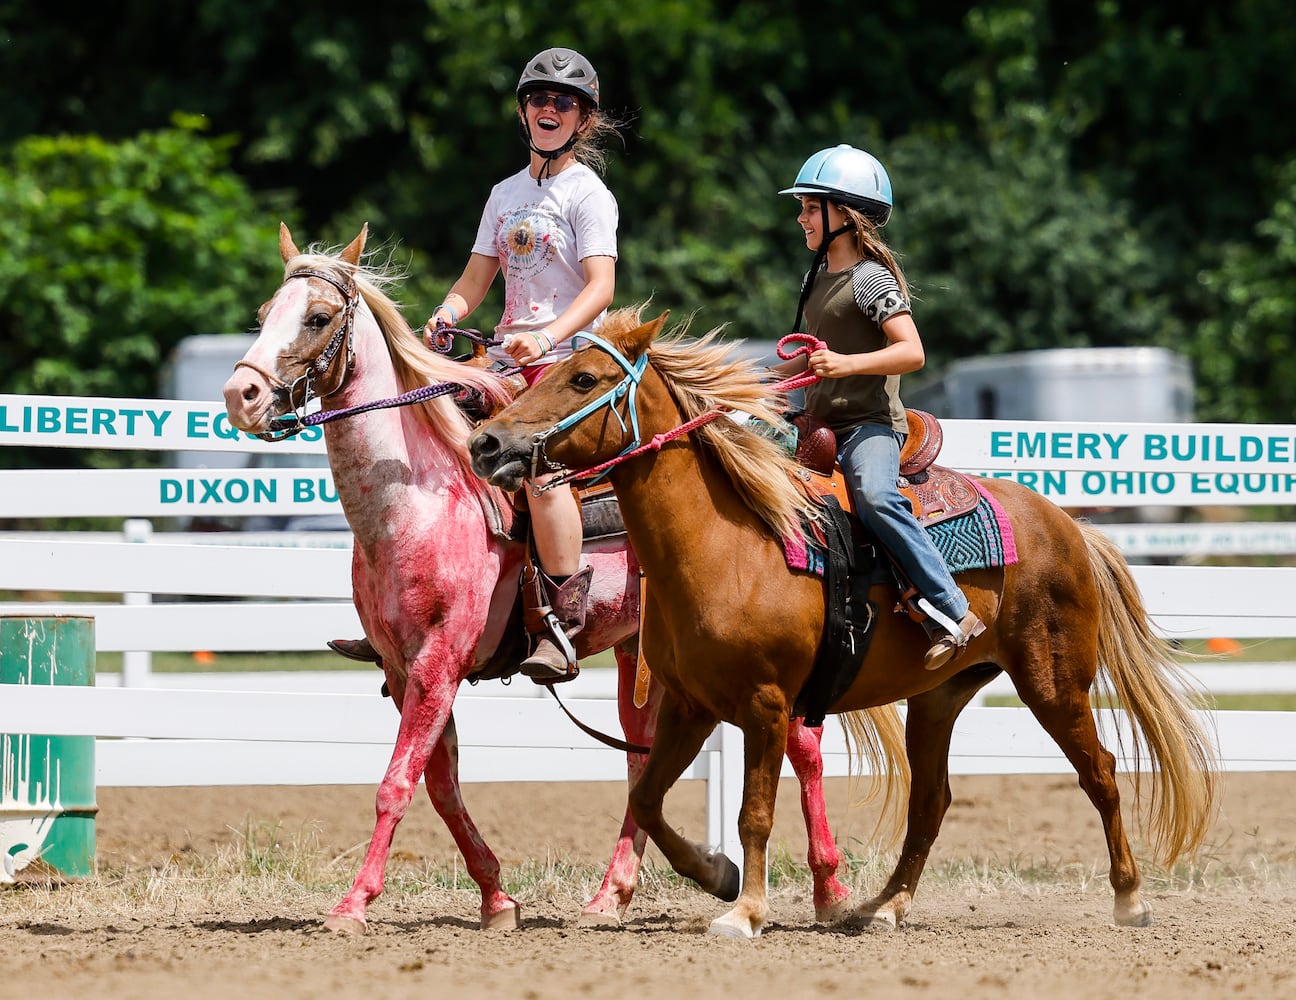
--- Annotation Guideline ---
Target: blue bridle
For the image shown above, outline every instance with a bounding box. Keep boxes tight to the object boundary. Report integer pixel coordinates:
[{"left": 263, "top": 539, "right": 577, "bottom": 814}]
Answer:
[{"left": 527, "top": 332, "right": 649, "bottom": 488}]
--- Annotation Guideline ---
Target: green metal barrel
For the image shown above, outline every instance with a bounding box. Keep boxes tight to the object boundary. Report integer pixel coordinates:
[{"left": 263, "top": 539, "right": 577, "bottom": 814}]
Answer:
[{"left": 1, "top": 615, "right": 96, "bottom": 881}]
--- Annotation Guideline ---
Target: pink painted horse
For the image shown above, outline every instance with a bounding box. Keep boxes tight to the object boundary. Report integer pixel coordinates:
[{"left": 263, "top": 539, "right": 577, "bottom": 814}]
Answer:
[{"left": 222, "top": 225, "right": 907, "bottom": 933}]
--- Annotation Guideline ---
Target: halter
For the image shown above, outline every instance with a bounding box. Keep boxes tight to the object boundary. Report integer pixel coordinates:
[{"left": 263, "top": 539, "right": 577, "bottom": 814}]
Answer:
[
  {"left": 235, "top": 268, "right": 359, "bottom": 441},
  {"left": 526, "top": 332, "right": 648, "bottom": 489}
]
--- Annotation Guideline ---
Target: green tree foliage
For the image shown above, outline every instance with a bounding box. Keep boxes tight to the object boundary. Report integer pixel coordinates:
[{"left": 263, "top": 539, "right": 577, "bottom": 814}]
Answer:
[
  {"left": 885, "top": 4, "right": 1176, "bottom": 364},
  {"left": 0, "top": 120, "right": 285, "bottom": 467},
  {"left": 1, "top": 0, "right": 1293, "bottom": 421},
  {"left": 1191, "top": 159, "right": 1296, "bottom": 423},
  {"left": 889, "top": 122, "right": 1174, "bottom": 365}
]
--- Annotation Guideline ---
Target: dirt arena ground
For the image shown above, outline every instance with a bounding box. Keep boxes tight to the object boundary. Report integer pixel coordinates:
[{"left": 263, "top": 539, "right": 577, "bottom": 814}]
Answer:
[{"left": 5, "top": 771, "right": 1296, "bottom": 999}]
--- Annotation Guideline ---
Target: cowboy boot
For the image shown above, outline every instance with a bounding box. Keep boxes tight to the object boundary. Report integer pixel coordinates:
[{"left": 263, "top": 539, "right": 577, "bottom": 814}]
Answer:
[
  {"left": 519, "top": 565, "right": 593, "bottom": 684},
  {"left": 327, "top": 637, "right": 381, "bottom": 664}
]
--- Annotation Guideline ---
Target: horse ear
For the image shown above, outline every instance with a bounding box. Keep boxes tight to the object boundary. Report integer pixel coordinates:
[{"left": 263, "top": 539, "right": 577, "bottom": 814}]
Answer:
[
  {"left": 634, "top": 310, "right": 671, "bottom": 350},
  {"left": 340, "top": 224, "right": 369, "bottom": 266},
  {"left": 279, "top": 222, "right": 301, "bottom": 263}
]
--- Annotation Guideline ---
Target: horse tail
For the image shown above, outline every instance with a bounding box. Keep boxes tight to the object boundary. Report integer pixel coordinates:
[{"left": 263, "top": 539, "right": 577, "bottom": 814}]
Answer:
[
  {"left": 838, "top": 705, "right": 910, "bottom": 851},
  {"left": 1080, "top": 521, "right": 1220, "bottom": 863}
]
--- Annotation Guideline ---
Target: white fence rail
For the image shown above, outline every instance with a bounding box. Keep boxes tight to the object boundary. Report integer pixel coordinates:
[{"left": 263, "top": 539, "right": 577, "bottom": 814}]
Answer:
[{"left": 4, "top": 393, "right": 1296, "bottom": 860}]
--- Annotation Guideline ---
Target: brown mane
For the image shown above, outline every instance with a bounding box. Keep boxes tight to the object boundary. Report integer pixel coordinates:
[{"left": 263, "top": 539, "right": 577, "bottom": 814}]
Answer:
[{"left": 600, "top": 306, "right": 817, "bottom": 542}]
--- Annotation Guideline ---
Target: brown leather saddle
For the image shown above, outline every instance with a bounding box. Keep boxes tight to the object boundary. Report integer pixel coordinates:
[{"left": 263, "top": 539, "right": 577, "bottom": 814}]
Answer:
[{"left": 791, "top": 408, "right": 980, "bottom": 528}]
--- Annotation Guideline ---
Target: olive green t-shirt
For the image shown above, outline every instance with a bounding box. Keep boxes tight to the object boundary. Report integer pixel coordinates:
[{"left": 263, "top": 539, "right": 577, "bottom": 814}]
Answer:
[{"left": 802, "top": 259, "right": 911, "bottom": 435}]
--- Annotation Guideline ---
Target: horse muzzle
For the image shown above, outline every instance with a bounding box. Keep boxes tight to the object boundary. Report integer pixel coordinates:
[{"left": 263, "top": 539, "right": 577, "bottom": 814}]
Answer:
[
  {"left": 223, "top": 369, "right": 280, "bottom": 434},
  {"left": 468, "top": 428, "right": 529, "bottom": 491}
]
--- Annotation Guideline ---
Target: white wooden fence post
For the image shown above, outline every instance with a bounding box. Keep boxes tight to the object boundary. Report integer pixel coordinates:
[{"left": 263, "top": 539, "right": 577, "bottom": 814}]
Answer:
[
  {"left": 717, "top": 722, "right": 744, "bottom": 862},
  {"left": 121, "top": 518, "right": 153, "bottom": 687}
]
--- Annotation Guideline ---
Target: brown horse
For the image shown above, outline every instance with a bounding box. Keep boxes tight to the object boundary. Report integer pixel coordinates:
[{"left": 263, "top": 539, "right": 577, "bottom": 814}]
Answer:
[{"left": 468, "top": 306, "right": 1220, "bottom": 939}]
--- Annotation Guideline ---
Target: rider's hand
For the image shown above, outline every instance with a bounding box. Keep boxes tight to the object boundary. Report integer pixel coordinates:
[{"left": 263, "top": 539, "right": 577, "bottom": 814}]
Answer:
[
  {"left": 503, "top": 330, "right": 553, "bottom": 366},
  {"left": 423, "top": 308, "right": 454, "bottom": 348},
  {"left": 808, "top": 348, "right": 852, "bottom": 379}
]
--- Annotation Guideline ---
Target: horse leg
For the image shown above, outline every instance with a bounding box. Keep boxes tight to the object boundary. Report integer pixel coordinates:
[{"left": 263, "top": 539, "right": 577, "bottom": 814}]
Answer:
[
  {"left": 850, "top": 675, "right": 988, "bottom": 930},
  {"left": 422, "top": 713, "right": 520, "bottom": 930},
  {"left": 579, "top": 643, "right": 658, "bottom": 928},
  {"left": 626, "top": 697, "right": 741, "bottom": 916},
  {"left": 784, "top": 718, "right": 851, "bottom": 921},
  {"left": 324, "top": 673, "right": 454, "bottom": 934},
  {"left": 1015, "top": 668, "right": 1151, "bottom": 927},
  {"left": 704, "top": 700, "right": 792, "bottom": 939}
]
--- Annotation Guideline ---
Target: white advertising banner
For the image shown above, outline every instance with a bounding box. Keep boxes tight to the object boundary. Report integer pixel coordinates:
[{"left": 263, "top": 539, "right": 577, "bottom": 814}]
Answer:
[
  {"left": 7, "top": 394, "right": 1296, "bottom": 512},
  {"left": 0, "top": 394, "right": 326, "bottom": 454}
]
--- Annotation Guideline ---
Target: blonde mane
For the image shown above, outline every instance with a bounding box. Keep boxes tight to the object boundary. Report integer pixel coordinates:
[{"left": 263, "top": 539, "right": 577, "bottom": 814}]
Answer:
[
  {"left": 286, "top": 248, "right": 517, "bottom": 494},
  {"left": 602, "top": 306, "right": 818, "bottom": 541}
]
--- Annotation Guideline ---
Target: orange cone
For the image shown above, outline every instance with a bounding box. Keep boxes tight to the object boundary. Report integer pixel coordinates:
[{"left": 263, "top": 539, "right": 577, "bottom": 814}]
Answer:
[{"left": 1205, "top": 638, "right": 1243, "bottom": 656}]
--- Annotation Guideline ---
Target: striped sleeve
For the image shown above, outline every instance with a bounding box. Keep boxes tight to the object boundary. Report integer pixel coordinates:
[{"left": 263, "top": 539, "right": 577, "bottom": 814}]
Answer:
[{"left": 851, "top": 260, "right": 910, "bottom": 323}]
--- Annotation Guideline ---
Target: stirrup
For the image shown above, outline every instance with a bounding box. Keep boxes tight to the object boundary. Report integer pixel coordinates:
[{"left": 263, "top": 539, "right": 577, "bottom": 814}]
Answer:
[
  {"left": 923, "top": 611, "right": 985, "bottom": 671},
  {"left": 519, "top": 564, "right": 590, "bottom": 685},
  {"left": 519, "top": 634, "right": 580, "bottom": 685}
]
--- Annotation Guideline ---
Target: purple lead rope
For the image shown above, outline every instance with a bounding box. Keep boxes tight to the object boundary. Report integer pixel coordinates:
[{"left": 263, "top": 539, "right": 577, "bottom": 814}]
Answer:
[{"left": 269, "top": 326, "right": 520, "bottom": 433}]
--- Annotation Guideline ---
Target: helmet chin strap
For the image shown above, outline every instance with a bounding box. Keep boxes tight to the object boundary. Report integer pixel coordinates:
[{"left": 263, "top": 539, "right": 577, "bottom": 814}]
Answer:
[
  {"left": 791, "top": 195, "right": 854, "bottom": 332},
  {"left": 518, "top": 118, "right": 582, "bottom": 185}
]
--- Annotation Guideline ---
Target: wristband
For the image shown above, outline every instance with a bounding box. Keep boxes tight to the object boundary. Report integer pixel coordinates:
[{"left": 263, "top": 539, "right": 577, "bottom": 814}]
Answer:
[
  {"left": 533, "top": 331, "right": 556, "bottom": 353},
  {"left": 436, "top": 302, "right": 459, "bottom": 326}
]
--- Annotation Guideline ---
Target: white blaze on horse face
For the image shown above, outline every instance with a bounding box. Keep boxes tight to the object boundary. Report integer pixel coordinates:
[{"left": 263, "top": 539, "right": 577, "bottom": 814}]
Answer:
[
  {"left": 224, "top": 279, "right": 314, "bottom": 432},
  {"left": 257, "top": 278, "right": 313, "bottom": 366}
]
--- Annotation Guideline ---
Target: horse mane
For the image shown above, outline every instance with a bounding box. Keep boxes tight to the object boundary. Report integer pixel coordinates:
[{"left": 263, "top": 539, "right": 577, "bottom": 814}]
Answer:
[
  {"left": 287, "top": 247, "right": 517, "bottom": 495},
  {"left": 604, "top": 306, "right": 818, "bottom": 541}
]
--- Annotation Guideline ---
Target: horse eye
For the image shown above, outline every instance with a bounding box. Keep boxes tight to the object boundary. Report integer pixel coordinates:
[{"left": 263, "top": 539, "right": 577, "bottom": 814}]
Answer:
[
  {"left": 308, "top": 311, "right": 332, "bottom": 329},
  {"left": 572, "top": 371, "right": 598, "bottom": 390}
]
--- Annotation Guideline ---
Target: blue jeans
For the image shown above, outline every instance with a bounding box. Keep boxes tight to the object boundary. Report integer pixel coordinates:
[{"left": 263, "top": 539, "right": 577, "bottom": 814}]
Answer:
[{"left": 837, "top": 422, "right": 968, "bottom": 626}]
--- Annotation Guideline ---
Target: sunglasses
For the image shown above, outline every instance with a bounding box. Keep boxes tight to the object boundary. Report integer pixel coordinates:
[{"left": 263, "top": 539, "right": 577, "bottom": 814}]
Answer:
[{"left": 526, "top": 92, "right": 578, "bottom": 113}]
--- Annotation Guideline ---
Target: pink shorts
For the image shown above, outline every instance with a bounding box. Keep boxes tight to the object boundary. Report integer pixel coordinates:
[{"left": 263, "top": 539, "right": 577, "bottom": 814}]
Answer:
[{"left": 519, "top": 362, "right": 552, "bottom": 387}]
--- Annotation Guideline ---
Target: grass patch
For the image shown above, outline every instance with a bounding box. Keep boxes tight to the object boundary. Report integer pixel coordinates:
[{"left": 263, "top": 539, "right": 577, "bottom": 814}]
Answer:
[
  {"left": 9, "top": 827, "right": 1296, "bottom": 928},
  {"left": 95, "top": 647, "right": 623, "bottom": 674}
]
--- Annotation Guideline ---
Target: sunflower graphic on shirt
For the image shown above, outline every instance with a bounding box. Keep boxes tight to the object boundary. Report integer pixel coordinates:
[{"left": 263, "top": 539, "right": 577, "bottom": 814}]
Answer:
[{"left": 498, "top": 207, "right": 559, "bottom": 280}]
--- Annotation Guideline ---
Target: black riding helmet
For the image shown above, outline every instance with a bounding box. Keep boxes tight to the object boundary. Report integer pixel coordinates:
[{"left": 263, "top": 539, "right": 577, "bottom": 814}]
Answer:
[{"left": 516, "top": 47, "right": 600, "bottom": 184}]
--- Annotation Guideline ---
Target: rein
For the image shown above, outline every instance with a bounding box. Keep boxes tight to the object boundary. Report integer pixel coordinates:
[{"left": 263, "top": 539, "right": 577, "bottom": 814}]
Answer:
[
  {"left": 257, "top": 316, "right": 512, "bottom": 440},
  {"left": 543, "top": 685, "right": 651, "bottom": 754},
  {"left": 536, "top": 332, "right": 825, "bottom": 490}
]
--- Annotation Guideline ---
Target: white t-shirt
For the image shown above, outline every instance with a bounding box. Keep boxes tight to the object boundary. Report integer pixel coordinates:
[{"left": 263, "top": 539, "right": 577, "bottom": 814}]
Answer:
[{"left": 472, "top": 164, "right": 619, "bottom": 362}]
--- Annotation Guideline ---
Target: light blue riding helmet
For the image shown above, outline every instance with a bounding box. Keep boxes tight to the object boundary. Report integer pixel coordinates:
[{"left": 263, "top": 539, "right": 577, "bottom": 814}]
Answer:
[{"left": 780, "top": 144, "right": 894, "bottom": 226}]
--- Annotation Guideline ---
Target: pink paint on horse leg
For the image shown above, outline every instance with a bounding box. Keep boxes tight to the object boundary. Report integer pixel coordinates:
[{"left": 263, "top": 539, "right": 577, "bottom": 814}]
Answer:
[
  {"left": 325, "top": 683, "right": 454, "bottom": 933},
  {"left": 580, "top": 644, "right": 657, "bottom": 926},
  {"left": 785, "top": 718, "right": 851, "bottom": 920},
  {"left": 423, "top": 715, "right": 520, "bottom": 930}
]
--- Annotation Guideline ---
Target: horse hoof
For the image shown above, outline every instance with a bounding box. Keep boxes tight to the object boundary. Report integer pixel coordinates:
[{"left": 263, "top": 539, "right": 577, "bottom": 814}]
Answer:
[
  {"left": 845, "top": 906, "right": 898, "bottom": 931},
  {"left": 815, "top": 896, "right": 853, "bottom": 924},
  {"left": 1115, "top": 899, "right": 1153, "bottom": 928},
  {"left": 707, "top": 854, "right": 741, "bottom": 902},
  {"left": 577, "top": 908, "right": 623, "bottom": 929},
  {"left": 814, "top": 882, "right": 853, "bottom": 923},
  {"left": 323, "top": 914, "right": 367, "bottom": 935},
  {"left": 708, "top": 912, "right": 761, "bottom": 940},
  {"left": 481, "top": 904, "right": 522, "bottom": 931}
]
